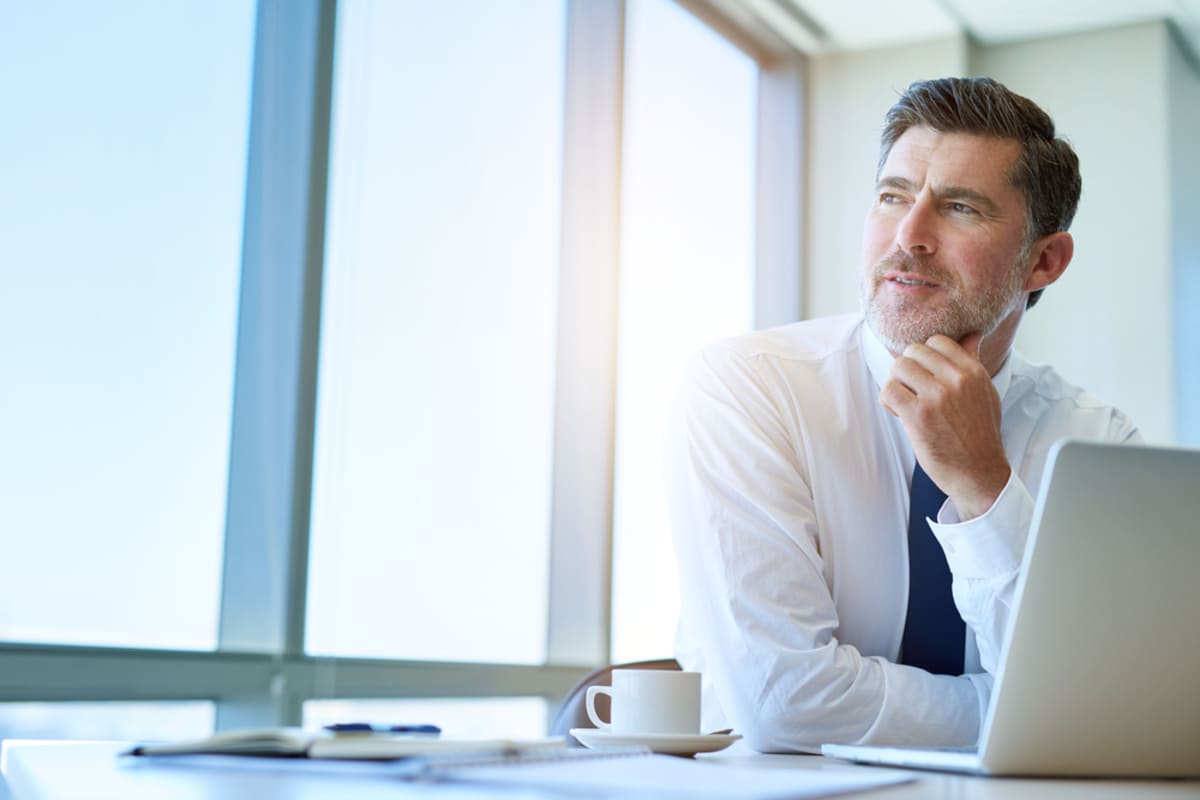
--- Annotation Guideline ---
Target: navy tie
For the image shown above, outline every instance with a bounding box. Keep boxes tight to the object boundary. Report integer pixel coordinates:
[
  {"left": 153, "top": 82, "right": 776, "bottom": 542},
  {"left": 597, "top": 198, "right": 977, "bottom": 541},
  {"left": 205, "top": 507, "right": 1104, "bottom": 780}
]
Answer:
[{"left": 900, "top": 460, "right": 965, "bottom": 675}]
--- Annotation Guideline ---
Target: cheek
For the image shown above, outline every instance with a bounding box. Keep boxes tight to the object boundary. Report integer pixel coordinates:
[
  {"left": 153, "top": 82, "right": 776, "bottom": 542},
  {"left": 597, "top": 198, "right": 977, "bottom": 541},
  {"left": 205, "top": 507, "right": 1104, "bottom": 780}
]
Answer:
[
  {"left": 861, "top": 214, "right": 893, "bottom": 267},
  {"left": 954, "top": 240, "right": 1018, "bottom": 287}
]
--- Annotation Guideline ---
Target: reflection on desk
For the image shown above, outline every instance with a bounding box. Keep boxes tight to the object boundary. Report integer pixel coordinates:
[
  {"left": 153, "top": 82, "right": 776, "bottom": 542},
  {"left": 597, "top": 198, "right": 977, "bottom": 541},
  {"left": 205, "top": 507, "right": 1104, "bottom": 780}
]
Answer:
[{"left": 3, "top": 740, "right": 1200, "bottom": 800}]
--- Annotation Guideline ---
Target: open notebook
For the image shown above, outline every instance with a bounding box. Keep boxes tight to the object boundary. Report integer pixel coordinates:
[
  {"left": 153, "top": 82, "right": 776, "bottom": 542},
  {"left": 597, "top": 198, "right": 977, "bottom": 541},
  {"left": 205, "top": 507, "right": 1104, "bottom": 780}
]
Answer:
[
  {"left": 823, "top": 440, "right": 1200, "bottom": 777},
  {"left": 126, "top": 727, "right": 562, "bottom": 760},
  {"left": 126, "top": 729, "right": 913, "bottom": 798}
]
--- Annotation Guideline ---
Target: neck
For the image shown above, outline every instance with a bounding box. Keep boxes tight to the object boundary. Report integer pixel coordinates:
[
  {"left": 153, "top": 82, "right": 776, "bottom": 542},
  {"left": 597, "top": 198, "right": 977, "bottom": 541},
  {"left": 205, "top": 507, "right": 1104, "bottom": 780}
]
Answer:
[{"left": 977, "top": 303, "right": 1023, "bottom": 376}]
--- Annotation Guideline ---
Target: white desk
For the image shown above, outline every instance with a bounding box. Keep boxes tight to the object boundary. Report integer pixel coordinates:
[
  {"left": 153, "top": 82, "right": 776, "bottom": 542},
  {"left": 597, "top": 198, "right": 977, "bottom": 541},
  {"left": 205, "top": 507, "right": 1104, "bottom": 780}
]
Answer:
[{"left": 3, "top": 740, "right": 1199, "bottom": 799}]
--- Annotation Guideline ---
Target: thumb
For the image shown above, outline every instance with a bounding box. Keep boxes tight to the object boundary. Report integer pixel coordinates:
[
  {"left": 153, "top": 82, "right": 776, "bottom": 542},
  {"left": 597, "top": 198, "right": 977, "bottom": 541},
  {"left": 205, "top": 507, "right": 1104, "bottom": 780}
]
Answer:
[{"left": 958, "top": 330, "right": 985, "bottom": 361}]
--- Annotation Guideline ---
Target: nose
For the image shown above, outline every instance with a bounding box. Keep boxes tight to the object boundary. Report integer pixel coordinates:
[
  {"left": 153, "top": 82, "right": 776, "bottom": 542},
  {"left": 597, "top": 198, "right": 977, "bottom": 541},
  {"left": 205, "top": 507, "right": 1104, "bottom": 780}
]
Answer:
[{"left": 894, "top": 197, "right": 937, "bottom": 256}]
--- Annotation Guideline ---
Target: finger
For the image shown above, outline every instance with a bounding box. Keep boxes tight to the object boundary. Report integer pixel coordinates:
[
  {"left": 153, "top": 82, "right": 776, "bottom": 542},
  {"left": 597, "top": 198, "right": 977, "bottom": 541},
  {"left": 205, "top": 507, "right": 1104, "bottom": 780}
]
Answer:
[
  {"left": 945, "top": 328, "right": 984, "bottom": 359},
  {"left": 957, "top": 331, "right": 984, "bottom": 361},
  {"left": 891, "top": 347, "right": 948, "bottom": 394},
  {"left": 878, "top": 392, "right": 901, "bottom": 417},
  {"left": 900, "top": 340, "right": 958, "bottom": 377},
  {"left": 879, "top": 376, "right": 916, "bottom": 417},
  {"left": 925, "top": 333, "right": 987, "bottom": 373}
]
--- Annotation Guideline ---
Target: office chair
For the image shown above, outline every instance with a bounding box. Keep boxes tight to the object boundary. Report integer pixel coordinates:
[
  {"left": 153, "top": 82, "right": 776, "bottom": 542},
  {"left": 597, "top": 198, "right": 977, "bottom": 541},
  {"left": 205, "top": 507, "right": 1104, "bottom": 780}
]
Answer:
[{"left": 549, "top": 657, "right": 681, "bottom": 739}]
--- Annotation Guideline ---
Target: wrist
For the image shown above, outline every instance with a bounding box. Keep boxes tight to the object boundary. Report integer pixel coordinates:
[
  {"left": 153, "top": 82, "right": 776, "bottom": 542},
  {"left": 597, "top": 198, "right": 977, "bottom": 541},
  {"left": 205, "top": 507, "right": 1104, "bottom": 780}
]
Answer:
[{"left": 951, "top": 464, "right": 1011, "bottom": 521}]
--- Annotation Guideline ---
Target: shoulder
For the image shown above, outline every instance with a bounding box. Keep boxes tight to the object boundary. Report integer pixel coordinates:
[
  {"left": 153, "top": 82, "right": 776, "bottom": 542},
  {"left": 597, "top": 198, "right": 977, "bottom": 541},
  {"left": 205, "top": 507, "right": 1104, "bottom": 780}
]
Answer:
[
  {"left": 676, "top": 313, "right": 866, "bottom": 427},
  {"left": 671, "top": 314, "right": 867, "bottom": 469},
  {"left": 1007, "top": 354, "right": 1139, "bottom": 440},
  {"left": 691, "top": 313, "right": 864, "bottom": 378}
]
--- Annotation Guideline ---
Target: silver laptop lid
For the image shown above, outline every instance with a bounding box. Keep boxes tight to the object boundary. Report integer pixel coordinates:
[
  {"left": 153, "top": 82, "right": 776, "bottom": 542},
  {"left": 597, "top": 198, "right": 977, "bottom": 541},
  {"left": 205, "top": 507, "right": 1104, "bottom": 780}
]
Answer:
[{"left": 979, "top": 439, "right": 1200, "bottom": 777}]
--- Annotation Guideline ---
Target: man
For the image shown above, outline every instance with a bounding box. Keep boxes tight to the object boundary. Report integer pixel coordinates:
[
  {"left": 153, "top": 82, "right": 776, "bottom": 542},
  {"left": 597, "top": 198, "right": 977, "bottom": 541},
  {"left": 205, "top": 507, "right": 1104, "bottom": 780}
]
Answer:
[{"left": 664, "top": 77, "right": 1138, "bottom": 753}]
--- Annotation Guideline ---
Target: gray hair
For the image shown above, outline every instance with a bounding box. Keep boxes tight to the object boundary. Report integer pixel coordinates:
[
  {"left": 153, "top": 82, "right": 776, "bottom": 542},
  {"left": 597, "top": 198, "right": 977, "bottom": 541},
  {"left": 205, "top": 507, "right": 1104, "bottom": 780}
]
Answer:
[{"left": 878, "top": 77, "right": 1081, "bottom": 309}]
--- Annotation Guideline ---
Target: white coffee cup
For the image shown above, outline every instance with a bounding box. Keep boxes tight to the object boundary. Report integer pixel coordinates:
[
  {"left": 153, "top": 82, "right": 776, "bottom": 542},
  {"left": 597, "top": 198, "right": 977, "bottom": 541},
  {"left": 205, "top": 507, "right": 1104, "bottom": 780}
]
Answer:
[{"left": 585, "top": 669, "right": 701, "bottom": 735}]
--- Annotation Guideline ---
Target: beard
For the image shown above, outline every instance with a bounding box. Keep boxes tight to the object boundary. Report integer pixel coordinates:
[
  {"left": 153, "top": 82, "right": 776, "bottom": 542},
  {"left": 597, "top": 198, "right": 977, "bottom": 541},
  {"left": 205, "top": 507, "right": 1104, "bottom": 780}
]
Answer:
[{"left": 861, "top": 248, "right": 1029, "bottom": 352}]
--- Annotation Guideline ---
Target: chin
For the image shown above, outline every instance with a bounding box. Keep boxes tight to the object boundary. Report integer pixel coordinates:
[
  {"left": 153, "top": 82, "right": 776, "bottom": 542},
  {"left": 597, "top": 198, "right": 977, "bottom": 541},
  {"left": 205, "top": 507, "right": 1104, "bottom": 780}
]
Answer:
[
  {"left": 865, "top": 286, "right": 1015, "bottom": 350},
  {"left": 865, "top": 314, "right": 921, "bottom": 352},
  {"left": 865, "top": 302, "right": 932, "bottom": 345},
  {"left": 866, "top": 308, "right": 980, "bottom": 352}
]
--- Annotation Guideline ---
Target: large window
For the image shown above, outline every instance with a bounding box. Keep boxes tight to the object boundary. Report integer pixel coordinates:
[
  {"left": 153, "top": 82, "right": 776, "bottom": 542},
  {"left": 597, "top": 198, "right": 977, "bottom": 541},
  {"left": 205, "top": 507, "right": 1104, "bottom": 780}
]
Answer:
[
  {"left": 610, "top": 0, "right": 759, "bottom": 663},
  {"left": 0, "top": 0, "right": 802, "bottom": 742},
  {"left": 0, "top": 1, "right": 256, "bottom": 650},
  {"left": 305, "top": 0, "right": 567, "bottom": 664}
]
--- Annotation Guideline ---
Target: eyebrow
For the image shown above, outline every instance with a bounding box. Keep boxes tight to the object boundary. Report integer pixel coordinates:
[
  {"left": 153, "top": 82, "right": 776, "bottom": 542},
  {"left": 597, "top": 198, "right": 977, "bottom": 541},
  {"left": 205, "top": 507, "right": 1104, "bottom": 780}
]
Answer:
[{"left": 875, "top": 176, "right": 1002, "bottom": 216}]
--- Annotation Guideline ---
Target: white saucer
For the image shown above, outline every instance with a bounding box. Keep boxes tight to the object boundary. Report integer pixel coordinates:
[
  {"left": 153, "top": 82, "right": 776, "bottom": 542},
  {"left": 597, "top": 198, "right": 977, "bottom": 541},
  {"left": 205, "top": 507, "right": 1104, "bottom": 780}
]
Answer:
[{"left": 569, "top": 728, "right": 741, "bottom": 756}]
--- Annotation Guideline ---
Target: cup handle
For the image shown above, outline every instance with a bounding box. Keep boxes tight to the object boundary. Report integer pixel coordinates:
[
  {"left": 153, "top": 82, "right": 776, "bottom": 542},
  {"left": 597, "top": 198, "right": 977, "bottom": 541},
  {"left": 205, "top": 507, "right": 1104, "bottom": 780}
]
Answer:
[{"left": 585, "top": 686, "right": 613, "bottom": 730}]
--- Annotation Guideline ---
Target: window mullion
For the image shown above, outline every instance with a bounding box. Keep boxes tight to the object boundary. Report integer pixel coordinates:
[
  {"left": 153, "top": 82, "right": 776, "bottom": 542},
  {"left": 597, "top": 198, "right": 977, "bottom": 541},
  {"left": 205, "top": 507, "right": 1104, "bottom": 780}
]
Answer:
[
  {"left": 215, "top": 0, "right": 338, "bottom": 728},
  {"left": 545, "top": 0, "right": 628, "bottom": 669}
]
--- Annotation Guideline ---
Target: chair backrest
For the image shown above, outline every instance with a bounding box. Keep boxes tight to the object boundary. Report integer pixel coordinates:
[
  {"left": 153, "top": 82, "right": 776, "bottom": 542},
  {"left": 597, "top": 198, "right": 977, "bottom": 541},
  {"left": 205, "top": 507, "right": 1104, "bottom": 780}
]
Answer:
[{"left": 549, "top": 657, "right": 681, "bottom": 738}]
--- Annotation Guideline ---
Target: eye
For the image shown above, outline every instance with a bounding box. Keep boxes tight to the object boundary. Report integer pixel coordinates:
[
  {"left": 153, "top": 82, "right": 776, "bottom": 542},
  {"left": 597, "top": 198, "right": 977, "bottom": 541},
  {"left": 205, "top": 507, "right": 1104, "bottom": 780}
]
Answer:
[
  {"left": 950, "top": 202, "right": 977, "bottom": 215},
  {"left": 879, "top": 192, "right": 903, "bottom": 205}
]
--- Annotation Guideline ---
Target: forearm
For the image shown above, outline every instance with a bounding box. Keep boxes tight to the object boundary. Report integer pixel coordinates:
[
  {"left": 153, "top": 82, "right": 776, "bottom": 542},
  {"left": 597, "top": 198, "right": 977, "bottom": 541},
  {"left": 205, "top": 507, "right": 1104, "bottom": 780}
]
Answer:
[
  {"left": 670, "top": 462, "right": 985, "bottom": 751},
  {"left": 930, "top": 471, "right": 1035, "bottom": 672},
  {"left": 686, "top": 615, "right": 986, "bottom": 752}
]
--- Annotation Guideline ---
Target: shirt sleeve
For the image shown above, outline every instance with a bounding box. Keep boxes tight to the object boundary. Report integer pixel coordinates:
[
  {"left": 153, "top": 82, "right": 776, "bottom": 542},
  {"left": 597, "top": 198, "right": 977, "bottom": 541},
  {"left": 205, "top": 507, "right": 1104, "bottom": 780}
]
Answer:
[
  {"left": 665, "top": 346, "right": 982, "bottom": 753},
  {"left": 929, "top": 472, "right": 1034, "bottom": 673},
  {"left": 930, "top": 409, "right": 1143, "bottom": 673}
]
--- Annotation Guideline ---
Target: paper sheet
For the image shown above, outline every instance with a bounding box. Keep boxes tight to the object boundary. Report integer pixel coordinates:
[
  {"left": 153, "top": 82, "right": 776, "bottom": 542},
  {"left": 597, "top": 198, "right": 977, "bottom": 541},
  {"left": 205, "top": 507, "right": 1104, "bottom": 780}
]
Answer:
[{"left": 436, "top": 753, "right": 914, "bottom": 799}]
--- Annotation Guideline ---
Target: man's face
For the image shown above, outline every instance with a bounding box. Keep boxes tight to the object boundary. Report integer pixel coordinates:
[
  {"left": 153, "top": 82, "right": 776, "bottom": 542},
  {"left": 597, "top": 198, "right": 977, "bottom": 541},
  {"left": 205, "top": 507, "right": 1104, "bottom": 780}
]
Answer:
[{"left": 861, "top": 126, "right": 1033, "bottom": 353}]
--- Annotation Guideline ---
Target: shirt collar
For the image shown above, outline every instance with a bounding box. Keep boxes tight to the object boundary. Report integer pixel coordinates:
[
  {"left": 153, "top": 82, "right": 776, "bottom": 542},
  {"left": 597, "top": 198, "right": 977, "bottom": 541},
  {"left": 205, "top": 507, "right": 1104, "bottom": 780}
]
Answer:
[{"left": 860, "top": 317, "right": 1014, "bottom": 400}]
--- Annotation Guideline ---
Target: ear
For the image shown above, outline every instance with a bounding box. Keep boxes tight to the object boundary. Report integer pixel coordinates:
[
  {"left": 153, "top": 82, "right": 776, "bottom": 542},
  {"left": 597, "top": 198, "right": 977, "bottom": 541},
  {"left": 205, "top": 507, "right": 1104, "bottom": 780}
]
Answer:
[{"left": 1023, "top": 231, "right": 1073, "bottom": 294}]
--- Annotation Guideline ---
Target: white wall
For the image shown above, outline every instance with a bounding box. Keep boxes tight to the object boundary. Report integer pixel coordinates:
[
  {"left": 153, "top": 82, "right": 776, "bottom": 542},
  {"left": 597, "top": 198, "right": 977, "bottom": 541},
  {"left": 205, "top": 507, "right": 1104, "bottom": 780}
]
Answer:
[
  {"left": 804, "top": 21, "right": 1190, "bottom": 443},
  {"left": 975, "top": 21, "right": 1176, "bottom": 443}
]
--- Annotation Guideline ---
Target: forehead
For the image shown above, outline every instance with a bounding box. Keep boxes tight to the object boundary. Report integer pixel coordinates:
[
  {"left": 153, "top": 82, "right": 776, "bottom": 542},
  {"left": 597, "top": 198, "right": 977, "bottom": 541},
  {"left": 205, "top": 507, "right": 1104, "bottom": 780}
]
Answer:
[{"left": 881, "top": 126, "right": 1024, "bottom": 201}]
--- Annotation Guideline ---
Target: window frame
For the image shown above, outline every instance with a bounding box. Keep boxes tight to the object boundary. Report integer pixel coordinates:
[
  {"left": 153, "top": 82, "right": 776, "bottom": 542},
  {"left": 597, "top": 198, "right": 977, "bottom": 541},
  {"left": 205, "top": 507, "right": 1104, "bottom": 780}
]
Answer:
[{"left": 0, "top": 0, "right": 805, "bottom": 733}]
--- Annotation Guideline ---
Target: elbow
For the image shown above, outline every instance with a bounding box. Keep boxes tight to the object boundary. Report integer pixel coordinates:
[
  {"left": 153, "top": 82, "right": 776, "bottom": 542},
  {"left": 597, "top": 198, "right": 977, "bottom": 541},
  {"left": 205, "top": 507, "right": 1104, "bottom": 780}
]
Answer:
[
  {"left": 727, "top": 697, "right": 823, "bottom": 754},
  {"left": 739, "top": 725, "right": 805, "bottom": 755},
  {"left": 722, "top": 662, "right": 875, "bottom": 753},
  {"left": 735, "top": 701, "right": 866, "bottom": 754}
]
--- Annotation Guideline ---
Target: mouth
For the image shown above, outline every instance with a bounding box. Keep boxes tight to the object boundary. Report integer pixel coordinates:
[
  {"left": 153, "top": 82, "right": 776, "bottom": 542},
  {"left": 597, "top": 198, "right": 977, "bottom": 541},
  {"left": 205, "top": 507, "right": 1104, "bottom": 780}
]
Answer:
[{"left": 883, "top": 271, "right": 940, "bottom": 288}]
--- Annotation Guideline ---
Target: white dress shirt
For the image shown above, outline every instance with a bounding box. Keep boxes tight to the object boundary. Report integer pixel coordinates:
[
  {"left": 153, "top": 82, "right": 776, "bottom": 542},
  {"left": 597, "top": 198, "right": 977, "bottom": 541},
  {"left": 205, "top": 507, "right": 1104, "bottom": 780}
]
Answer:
[{"left": 664, "top": 313, "right": 1138, "bottom": 752}]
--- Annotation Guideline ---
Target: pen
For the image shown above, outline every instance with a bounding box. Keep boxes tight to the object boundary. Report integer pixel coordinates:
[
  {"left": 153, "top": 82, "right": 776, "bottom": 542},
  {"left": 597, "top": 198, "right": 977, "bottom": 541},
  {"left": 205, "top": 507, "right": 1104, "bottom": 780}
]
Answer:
[{"left": 324, "top": 723, "right": 441, "bottom": 735}]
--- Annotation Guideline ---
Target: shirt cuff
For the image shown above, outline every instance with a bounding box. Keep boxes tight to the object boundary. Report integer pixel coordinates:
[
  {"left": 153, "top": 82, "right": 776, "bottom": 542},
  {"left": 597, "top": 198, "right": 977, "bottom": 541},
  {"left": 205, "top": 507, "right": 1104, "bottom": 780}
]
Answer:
[
  {"left": 964, "top": 671, "right": 994, "bottom": 744},
  {"left": 928, "top": 471, "right": 1035, "bottom": 580}
]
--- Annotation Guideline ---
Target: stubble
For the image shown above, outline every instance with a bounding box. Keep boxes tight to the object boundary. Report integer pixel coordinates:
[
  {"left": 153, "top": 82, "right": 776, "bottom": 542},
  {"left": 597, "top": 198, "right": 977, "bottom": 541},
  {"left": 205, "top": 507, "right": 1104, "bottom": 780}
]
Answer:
[{"left": 861, "top": 248, "right": 1030, "bottom": 352}]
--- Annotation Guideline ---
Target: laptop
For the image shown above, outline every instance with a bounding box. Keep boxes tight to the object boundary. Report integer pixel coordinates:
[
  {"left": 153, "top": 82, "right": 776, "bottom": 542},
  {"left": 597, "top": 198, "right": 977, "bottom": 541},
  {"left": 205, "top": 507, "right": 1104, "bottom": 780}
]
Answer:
[{"left": 822, "top": 439, "right": 1200, "bottom": 777}]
